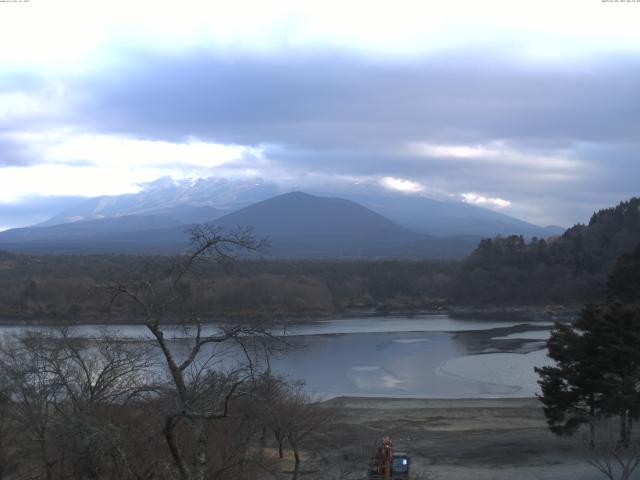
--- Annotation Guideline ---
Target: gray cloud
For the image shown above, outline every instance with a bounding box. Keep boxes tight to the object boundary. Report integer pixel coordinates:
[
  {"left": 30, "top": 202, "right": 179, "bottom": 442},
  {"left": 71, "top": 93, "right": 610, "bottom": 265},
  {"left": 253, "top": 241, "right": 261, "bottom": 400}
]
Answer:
[
  {"left": 2, "top": 48, "right": 640, "bottom": 226},
  {"left": 76, "top": 50, "right": 640, "bottom": 146},
  {"left": 0, "top": 136, "right": 37, "bottom": 167}
]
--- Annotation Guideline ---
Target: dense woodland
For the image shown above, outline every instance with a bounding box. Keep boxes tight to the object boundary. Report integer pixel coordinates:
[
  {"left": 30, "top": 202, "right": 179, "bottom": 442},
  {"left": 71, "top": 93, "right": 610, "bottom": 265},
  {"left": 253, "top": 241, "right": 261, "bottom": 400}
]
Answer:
[
  {"left": 0, "top": 197, "right": 638, "bottom": 323},
  {"left": 458, "top": 197, "right": 640, "bottom": 304}
]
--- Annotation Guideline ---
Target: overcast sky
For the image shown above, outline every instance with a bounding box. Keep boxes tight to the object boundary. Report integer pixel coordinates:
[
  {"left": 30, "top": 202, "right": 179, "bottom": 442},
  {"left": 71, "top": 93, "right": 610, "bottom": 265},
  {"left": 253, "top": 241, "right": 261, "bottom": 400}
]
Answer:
[{"left": 1, "top": 0, "right": 639, "bottom": 229}]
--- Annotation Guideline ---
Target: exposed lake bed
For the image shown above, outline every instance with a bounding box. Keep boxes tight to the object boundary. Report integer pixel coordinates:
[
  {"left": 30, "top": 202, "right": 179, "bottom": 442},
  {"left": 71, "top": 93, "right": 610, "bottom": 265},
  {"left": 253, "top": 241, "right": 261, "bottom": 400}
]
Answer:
[{"left": 327, "top": 396, "right": 601, "bottom": 480}]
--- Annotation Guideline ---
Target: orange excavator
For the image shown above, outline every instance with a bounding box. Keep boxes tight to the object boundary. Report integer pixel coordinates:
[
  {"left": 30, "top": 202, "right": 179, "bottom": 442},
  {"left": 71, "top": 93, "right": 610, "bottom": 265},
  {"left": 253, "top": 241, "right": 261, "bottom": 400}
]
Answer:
[{"left": 366, "top": 436, "right": 410, "bottom": 479}]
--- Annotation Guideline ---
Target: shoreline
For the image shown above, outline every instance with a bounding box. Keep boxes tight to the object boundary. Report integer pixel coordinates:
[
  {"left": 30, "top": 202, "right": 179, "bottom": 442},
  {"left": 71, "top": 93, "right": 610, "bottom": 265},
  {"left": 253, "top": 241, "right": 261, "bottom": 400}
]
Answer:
[
  {"left": 0, "top": 304, "right": 578, "bottom": 326},
  {"left": 327, "top": 395, "right": 540, "bottom": 407}
]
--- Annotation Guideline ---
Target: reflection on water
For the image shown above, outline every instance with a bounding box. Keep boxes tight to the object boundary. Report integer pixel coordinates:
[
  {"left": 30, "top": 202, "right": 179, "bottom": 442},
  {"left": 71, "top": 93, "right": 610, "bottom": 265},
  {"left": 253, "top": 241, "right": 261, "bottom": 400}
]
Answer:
[
  {"left": 346, "top": 365, "right": 406, "bottom": 390},
  {"left": 0, "top": 315, "right": 554, "bottom": 399},
  {"left": 270, "top": 327, "right": 550, "bottom": 399}
]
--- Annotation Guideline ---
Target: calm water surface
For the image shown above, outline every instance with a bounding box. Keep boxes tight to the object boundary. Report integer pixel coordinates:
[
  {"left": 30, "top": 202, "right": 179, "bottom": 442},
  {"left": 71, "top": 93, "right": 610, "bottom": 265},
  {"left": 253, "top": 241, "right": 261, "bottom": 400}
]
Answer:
[{"left": 0, "top": 315, "right": 555, "bottom": 398}]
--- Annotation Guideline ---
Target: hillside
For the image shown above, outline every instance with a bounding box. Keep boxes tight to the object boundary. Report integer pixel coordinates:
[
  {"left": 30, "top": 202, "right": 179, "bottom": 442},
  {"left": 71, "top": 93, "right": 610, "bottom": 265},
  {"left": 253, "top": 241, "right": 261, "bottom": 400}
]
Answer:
[
  {"left": 213, "top": 191, "right": 404, "bottom": 238},
  {"left": 0, "top": 215, "right": 183, "bottom": 242},
  {"left": 455, "top": 197, "right": 640, "bottom": 304},
  {"left": 211, "top": 192, "right": 480, "bottom": 259}
]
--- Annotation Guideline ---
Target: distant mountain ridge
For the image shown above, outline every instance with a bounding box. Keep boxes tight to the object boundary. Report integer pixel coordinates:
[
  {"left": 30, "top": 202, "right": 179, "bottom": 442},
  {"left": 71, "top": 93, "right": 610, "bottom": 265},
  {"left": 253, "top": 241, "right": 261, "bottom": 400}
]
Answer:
[
  {"left": 36, "top": 176, "right": 562, "bottom": 238},
  {"left": 340, "top": 193, "right": 563, "bottom": 238},
  {"left": 0, "top": 192, "right": 480, "bottom": 259},
  {"left": 39, "top": 177, "right": 280, "bottom": 226},
  {"left": 0, "top": 215, "right": 183, "bottom": 242}
]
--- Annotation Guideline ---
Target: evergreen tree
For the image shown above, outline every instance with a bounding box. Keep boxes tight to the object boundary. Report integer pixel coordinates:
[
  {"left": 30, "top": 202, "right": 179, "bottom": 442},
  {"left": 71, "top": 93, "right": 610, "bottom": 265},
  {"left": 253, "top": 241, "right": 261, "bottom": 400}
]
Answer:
[
  {"left": 594, "top": 302, "right": 640, "bottom": 445},
  {"left": 536, "top": 305, "right": 607, "bottom": 442},
  {"left": 536, "top": 244, "right": 640, "bottom": 445},
  {"left": 608, "top": 244, "right": 640, "bottom": 305}
]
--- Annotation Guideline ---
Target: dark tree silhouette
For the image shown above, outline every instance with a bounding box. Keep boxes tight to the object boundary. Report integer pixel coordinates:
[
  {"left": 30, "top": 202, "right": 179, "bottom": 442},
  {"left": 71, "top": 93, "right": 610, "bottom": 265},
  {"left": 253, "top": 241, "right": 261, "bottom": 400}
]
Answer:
[
  {"left": 537, "top": 245, "right": 640, "bottom": 446},
  {"left": 105, "top": 224, "right": 285, "bottom": 480}
]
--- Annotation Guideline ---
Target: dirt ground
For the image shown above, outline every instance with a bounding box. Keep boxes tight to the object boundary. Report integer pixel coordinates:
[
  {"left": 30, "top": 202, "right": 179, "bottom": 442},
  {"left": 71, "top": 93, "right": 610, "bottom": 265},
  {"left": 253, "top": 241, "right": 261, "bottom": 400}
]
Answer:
[{"left": 320, "top": 397, "right": 606, "bottom": 480}]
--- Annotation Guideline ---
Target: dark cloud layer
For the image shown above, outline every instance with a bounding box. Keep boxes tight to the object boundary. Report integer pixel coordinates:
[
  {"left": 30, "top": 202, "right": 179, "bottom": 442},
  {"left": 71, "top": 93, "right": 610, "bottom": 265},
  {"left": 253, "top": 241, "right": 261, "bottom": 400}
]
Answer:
[
  {"left": 0, "top": 136, "right": 36, "bottom": 167},
  {"left": 77, "top": 50, "right": 640, "bottom": 147},
  {"left": 3, "top": 48, "right": 640, "bottom": 226}
]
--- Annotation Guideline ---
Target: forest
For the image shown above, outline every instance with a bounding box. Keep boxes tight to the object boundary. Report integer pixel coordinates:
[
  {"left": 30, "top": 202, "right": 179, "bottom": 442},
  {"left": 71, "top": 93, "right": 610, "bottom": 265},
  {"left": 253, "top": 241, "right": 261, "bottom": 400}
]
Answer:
[{"left": 0, "top": 197, "right": 638, "bottom": 323}]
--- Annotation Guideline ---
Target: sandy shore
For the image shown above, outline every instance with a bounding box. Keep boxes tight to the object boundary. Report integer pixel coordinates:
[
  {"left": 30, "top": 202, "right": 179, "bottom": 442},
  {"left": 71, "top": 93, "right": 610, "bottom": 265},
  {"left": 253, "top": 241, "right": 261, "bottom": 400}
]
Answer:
[{"left": 323, "top": 396, "right": 602, "bottom": 480}]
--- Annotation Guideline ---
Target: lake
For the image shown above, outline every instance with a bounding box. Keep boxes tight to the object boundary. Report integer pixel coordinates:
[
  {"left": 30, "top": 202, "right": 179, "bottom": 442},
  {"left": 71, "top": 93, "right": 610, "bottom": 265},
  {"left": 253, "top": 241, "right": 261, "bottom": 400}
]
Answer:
[
  {"left": 0, "top": 314, "right": 557, "bottom": 399},
  {"left": 271, "top": 315, "right": 556, "bottom": 398}
]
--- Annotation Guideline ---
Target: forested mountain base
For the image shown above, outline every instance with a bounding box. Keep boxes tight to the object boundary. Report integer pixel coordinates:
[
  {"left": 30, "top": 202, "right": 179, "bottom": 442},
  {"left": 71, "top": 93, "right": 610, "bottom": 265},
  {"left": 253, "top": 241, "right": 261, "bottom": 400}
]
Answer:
[{"left": 0, "top": 197, "right": 638, "bottom": 323}]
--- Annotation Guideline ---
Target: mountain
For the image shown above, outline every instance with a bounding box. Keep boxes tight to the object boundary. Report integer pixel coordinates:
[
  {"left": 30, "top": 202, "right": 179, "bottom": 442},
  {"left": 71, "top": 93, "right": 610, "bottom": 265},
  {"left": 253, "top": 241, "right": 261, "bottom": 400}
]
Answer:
[
  {"left": 335, "top": 192, "right": 564, "bottom": 238},
  {"left": 0, "top": 215, "right": 183, "bottom": 243},
  {"left": 213, "top": 191, "right": 404, "bottom": 238},
  {"left": 210, "top": 192, "right": 479, "bottom": 258},
  {"left": 0, "top": 192, "right": 479, "bottom": 259},
  {"left": 39, "top": 177, "right": 280, "bottom": 226},
  {"left": 0, "top": 214, "right": 191, "bottom": 255},
  {"left": 35, "top": 176, "right": 562, "bottom": 238}
]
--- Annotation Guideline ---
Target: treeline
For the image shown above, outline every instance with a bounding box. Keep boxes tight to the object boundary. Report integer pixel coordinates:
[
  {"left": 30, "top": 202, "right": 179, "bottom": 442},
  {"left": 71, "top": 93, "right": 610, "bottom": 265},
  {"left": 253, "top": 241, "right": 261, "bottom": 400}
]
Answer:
[
  {"left": 0, "top": 197, "right": 639, "bottom": 321},
  {"left": 456, "top": 197, "right": 640, "bottom": 304},
  {"left": 0, "top": 255, "right": 457, "bottom": 322}
]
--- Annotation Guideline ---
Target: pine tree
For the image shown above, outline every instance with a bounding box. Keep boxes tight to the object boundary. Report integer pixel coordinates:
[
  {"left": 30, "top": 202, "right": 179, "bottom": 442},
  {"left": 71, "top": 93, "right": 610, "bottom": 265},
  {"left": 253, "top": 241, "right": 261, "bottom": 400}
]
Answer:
[
  {"left": 536, "top": 244, "right": 640, "bottom": 445},
  {"left": 536, "top": 305, "right": 607, "bottom": 442},
  {"left": 607, "top": 244, "right": 640, "bottom": 305},
  {"left": 594, "top": 302, "right": 640, "bottom": 445}
]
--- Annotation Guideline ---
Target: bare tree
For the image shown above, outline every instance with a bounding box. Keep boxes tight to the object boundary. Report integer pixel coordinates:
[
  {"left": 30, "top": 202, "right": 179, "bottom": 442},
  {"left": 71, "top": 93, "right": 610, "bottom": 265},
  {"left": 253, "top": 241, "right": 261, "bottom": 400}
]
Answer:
[
  {"left": 256, "top": 376, "right": 337, "bottom": 480},
  {"left": 284, "top": 388, "right": 335, "bottom": 480},
  {"left": 0, "top": 329, "right": 160, "bottom": 480},
  {"left": 0, "top": 225, "right": 344, "bottom": 480},
  {"left": 45, "top": 330, "right": 157, "bottom": 480},
  {"left": 578, "top": 417, "right": 640, "bottom": 480},
  {"left": 0, "top": 332, "right": 64, "bottom": 480},
  {"left": 43, "top": 329, "right": 155, "bottom": 413},
  {"left": 257, "top": 374, "right": 292, "bottom": 459},
  {"left": 105, "top": 225, "right": 282, "bottom": 480},
  {"left": 0, "top": 379, "right": 18, "bottom": 480}
]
